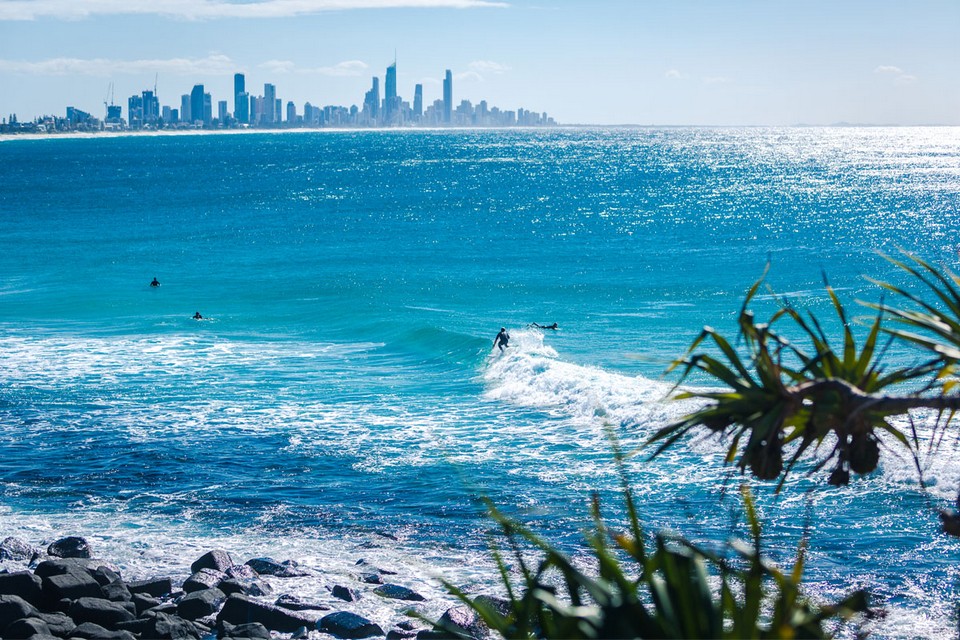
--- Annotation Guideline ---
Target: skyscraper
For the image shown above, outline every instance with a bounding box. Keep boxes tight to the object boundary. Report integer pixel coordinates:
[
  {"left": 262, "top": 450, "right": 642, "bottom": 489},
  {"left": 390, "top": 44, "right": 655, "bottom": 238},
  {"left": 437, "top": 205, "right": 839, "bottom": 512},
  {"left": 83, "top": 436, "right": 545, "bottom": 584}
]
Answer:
[
  {"left": 190, "top": 84, "right": 205, "bottom": 126},
  {"left": 181, "top": 94, "right": 191, "bottom": 123},
  {"left": 363, "top": 77, "right": 380, "bottom": 124},
  {"left": 384, "top": 61, "right": 398, "bottom": 124},
  {"left": 413, "top": 84, "right": 423, "bottom": 120},
  {"left": 234, "top": 73, "right": 248, "bottom": 123},
  {"left": 443, "top": 70, "right": 453, "bottom": 124},
  {"left": 263, "top": 83, "right": 276, "bottom": 125}
]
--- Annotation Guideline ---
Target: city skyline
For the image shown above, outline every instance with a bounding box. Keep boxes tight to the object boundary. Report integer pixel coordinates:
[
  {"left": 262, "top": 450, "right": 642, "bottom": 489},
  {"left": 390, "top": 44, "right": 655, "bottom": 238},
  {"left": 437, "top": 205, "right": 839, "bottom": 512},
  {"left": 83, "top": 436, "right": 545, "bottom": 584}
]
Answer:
[{"left": 1, "top": 1, "right": 958, "bottom": 126}]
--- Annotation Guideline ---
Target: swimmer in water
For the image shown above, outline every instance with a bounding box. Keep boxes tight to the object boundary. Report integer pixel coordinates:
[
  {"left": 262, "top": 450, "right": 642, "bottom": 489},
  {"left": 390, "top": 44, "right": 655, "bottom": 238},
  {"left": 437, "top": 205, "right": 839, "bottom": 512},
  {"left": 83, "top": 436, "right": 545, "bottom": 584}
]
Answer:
[
  {"left": 150, "top": 277, "right": 160, "bottom": 287},
  {"left": 192, "top": 311, "right": 203, "bottom": 320},
  {"left": 531, "top": 322, "right": 558, "bottom": 330}
]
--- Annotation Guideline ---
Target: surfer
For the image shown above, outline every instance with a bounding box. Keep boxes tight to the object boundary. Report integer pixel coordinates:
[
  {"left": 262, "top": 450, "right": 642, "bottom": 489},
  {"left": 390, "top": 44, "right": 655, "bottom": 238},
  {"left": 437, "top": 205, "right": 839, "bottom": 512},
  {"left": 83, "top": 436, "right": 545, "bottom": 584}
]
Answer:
[
  {"left": 192, "top": 311, "right": 203, "bottom": 320},
  {"left": 493, "top": 327, "right": 510, "bottom": 352},
  {"left": 150, "top": 277, "right": 160, "bottom": 287},
  {"left": 531, "top": 322, "right": 559, "bottom": 330}
]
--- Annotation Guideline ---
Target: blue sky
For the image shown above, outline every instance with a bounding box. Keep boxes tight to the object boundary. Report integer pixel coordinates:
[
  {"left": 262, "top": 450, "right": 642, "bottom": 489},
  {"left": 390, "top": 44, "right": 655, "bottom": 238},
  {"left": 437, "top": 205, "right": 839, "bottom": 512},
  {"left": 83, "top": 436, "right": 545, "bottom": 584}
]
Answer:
[{"left": 1, "top": 0, "right": 957, "bottom": 125}]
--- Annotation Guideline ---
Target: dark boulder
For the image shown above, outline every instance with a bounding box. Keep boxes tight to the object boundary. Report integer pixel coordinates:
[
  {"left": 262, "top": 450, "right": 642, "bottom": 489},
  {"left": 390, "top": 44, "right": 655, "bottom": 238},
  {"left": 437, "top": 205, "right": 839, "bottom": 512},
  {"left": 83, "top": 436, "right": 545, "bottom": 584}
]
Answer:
[
  {"left": 101, "top": 580, "right": 132, "bottom": 602},
  {"left": 182, "top": 568, "right": 225, "bottom": 593},
  {"left": 426, "top": 604, "right": 493, "bottom": 640},
  {"left": 387, "top": 629, "right": 418, "bottom": 640},
  {"left": 331, "top": 585, "right": 361, "bottom": 602},
  {"left": 355, "top": 559, "right": 398, "bottom": 575},
  {"left": 0, "top": 571, "right": 43, "bottom": 606},
  {"left": 47, "top": 536, "right": 91, "bottom": 559},
  {"left": 177, "top": 587, "right": 227, "bottom": 620},
  {"left": 217, "top": 593, "right": 320, "bottom": 633},
  {"left": 0, "top": 537, "right": 37, "bottom": 562},
  {"left": 126, "top": 576, "right": 173, "bottom": 598},
  {"left": 218, "top": 578, "right": 269, "bottom": 598},
  {"left": 34, "top": 558, "right": 96, "bottom": 579},
  {"left": 0, "top": 595, "right": 39, "bottom": 631},
  {"left": 35, "top": 610, "right": 77, "bottom": 637},
  {"left": 141, "top": 613, "right": 200, "bottom": 640},
  {"left": 132, "top": 592, "right": 162, "bottom": 616},
  {"left": 69, "top": 596, "right": 136, "bottom": 629},
  {"left": 243, "top": 558, "right": 311, "bottom": 578},
  {"left": 42, "top": 571, "right": 104, "bottom": 601},
  {"left": 71, "top": 621, "right": 137, "bottom": 640},
  {"left": 225, "top": 565, "right": 259, "bottom": 581},
  {"left": 220, "top": 621, "right": 272, "bottom": 639},
  {"left": 3, "top": 616, "right": 52, "bottom": 639},
  {"left": 318, "top": 611, "right": 384, "bottom": 639},
  {"left": 373, "top": 584, "right": 425, "bottom": 602},
  {"left": 274, "top": 594, "right": 329, "bottom": 612},
  {"left": 92, "top": 566, "right": 122, "bottom": 587},
  {"left": 190, "top": 550, "right": 234, "bottom": 575},
  {"left": 359, "top": 573, "right": 382, "bottom": 584}
]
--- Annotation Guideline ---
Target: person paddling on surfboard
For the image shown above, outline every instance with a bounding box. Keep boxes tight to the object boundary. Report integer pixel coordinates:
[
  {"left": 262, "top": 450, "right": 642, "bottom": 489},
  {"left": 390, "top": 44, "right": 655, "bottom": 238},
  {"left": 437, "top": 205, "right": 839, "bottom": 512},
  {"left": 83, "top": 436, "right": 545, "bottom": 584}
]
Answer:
[
  {"left": 493, "top": 327, "right": 510, "bottom": 352},
  {"left": 150, "top": 277, "right": 160, "bottom": 287},
  {"left": 192, "top": 311, "right": 203, "bottom": 320},
  {"left": 531, "top": 322, "right": 558, "bottom": 330}
]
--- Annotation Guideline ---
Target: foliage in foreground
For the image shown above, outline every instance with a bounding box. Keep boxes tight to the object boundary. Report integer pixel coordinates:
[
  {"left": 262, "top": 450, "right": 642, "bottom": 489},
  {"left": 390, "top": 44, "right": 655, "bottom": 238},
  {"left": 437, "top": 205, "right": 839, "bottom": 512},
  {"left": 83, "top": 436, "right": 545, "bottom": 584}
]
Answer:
[
  {"left": 649, "top": 253, "right": 960, "bottom": 490},
  {"left": 435, "top": 485, "right": 869, "bottom": 640}
]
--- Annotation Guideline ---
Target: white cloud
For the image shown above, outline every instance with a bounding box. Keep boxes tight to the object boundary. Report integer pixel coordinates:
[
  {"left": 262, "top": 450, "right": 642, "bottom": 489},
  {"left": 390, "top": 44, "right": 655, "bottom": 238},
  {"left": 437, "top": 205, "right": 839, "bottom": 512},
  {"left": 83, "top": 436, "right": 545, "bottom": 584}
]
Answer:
[
  {"left": 0, "top": 54, "right": 236, "bottom": 76},
  {"left": 468, "top": 60, "right": 510, "bottom": 74},
  {"left": 664, "top": 69, "right": 684, "bottom": 80},
  {"left": 0, "top": 0, "right": 508, "bottom": 21},
  {"left": 257, "top": 59, "right": 367, "bottom": 76},
  {"left": 874, "top": 65, "right": 917, "bottom": 84},
  {"left": 453, "top": 70, "right": 483, "bottom": 83}
]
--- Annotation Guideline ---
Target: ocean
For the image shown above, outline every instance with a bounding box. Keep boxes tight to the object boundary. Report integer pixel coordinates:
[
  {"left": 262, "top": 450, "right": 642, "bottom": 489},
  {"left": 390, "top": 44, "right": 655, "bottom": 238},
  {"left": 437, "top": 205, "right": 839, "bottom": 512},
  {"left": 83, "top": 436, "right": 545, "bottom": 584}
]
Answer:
[{"left": 1, "top": 127, "right": 959, "bottom": 636}]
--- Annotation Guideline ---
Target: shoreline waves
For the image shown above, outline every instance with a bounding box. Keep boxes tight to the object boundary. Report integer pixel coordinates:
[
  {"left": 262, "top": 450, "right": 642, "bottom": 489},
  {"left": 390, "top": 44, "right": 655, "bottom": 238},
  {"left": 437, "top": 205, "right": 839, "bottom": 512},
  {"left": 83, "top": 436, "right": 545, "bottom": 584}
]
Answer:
[{"left": 0, "top": 534, "right": 491, "bottom": 639}]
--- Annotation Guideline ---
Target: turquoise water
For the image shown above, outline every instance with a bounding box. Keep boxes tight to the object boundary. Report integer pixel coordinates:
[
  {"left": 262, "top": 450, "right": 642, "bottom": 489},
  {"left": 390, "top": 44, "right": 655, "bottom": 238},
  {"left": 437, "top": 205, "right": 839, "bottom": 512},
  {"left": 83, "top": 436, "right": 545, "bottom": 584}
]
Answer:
[{"left": 2, "top": 127, "right": 960, "bottom": 635}]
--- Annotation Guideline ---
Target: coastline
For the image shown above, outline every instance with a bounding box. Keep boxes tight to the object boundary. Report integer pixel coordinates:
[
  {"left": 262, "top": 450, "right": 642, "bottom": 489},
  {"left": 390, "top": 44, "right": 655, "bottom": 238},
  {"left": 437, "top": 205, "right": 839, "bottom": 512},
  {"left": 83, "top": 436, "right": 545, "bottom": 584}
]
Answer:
[{"left": 0, "top": 532, "right": 490, "bottom": 639}]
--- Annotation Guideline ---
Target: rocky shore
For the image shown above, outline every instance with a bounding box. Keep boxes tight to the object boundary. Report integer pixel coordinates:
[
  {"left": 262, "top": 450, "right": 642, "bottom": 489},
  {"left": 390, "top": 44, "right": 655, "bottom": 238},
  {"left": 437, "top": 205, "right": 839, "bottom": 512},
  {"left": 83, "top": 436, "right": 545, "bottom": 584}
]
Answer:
[{"left": 0, "top": 535, "right": 504, "bottom": 640}]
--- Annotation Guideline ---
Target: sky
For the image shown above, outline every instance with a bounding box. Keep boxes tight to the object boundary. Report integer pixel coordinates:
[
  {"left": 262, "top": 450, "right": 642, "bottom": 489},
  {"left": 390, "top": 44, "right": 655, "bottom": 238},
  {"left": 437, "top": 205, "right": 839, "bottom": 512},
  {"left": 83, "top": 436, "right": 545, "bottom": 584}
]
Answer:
[{"left": 0, "top": 0, "right": 957, "bottom": 126}]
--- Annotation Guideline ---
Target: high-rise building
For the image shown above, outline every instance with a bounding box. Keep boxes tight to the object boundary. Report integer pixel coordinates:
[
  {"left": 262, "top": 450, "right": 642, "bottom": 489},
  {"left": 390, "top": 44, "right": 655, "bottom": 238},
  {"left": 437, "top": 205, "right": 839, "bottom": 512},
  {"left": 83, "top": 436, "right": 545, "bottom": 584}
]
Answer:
[
  {"left": 363, "top": 77, "right": 380, "bottom": 124},
  {"left": 235, "top": 92, "right": 249, "bottom": 124},
  {"left": 234, "top": 73, "right": 246, "bottom": 122},
  {"left": 190, "top": 85, "right": 205, "bottom": 126},
  {"left": 413, "top": 84, "right": 423, "bottom": 120},
  {"left": 286, "top": 101, "right": 296, "bottom": 124},
  {"left": 141, "top": 90, "right": 159, "bottom": 125},
  {"left": 181, "top": 94, "right": 191, "bottom": 124},
  {"left": 128, "top": 94, "right": 143, "bottom": 129},
  {"left": 263, "top": 84, "right": 276, "bottom": 124},
  {"left": 384, "top": 61, "right": 398, "bottom": 124},
  {"left": 218, "top": 100, "right": 228, "bottom": 123},
  {"left": 443, "top": 70, "right": 453, "bottom": 124},
  {"left": 203, "top": 93, "right": 212, "bottom": 126}
]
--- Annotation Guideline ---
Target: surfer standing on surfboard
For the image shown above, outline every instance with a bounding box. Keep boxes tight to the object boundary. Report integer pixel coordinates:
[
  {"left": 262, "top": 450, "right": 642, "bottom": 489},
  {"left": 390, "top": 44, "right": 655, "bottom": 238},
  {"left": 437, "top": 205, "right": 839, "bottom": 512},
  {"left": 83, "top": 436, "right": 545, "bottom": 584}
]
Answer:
[{"left": 493, "top": 327, "right": 510, "bottom": 352}]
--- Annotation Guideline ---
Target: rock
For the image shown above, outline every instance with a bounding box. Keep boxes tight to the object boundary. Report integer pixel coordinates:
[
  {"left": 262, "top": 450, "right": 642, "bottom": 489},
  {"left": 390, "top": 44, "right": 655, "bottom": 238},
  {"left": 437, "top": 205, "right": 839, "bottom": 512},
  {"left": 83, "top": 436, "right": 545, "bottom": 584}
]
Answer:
[
  {"left": 131, "top": 611, "right": 201, "bottom": 640},
  {"left": 92, "top": 566, "right": 122, "bottom": 587},
  {"left": 387, "top": 629, "right": 418, "bottom": 640},
  {"left": 132, "top": 592, "right": 162, "bottom": 616},
  {"left": 71, "top": 621, "right": 137, "bottom": 640},
  {"left": 274, "top": 594, "right": 329, "bottom": 611},
  {"left": 472, "top": 595, "right": 509, "bottom": 618},
  {"left": 431, "top": 605, "right": 489, "bottom": 640},
  {"left": 190, "top": 550, "right": 234, "bottom": 575},
  {"left": 373, "top": 584, "right": 426, "bottom": 601},
  {"left": 0, "top": 594, "right": 40, "bottom": 629},
  {"left": 41, "top": 571, "right": 104, "bottom": 601},
  {"left": 217, "top": 593, "right": 320, "bottom": 633},
  {"left": 291, "top": 625, "right": 310, "bottom": 639},
  {"left": 101, "top": 580, "right": 132, "bottom": 602},
  {"left": 318, "top": 611, "right": 385, "bottom": 639},
  {"left": 243, "top": 557, "right": 311, "bottom": 578},
  {"left": 359, "top": 573, "right": 382, "bottom": 584},
  {"left": 0, "top": 571, "right": 43, "bottom": 606},
  {"left": 3, "top": 616, "right": 52, "bottom": 639},
  {"left": 126, "top": 577, "right": 173, "bottom": 598},
  {"left": 355, "top": 559, "right": 398, "bottom": 575},
  {"left": 0, "top": 537, "right": 37, "bottom": 562},
  {"left": 331, "top": 585, "right": 361, "bottom": 602},
  {"left": 182, "top": 568, "right": 225, "bottom": 593},
  {"left": 69, "top": 596, "right": 137, "bottom": 629},
  {"left": 35, "top": 611, "right": 77, "bottom": 637},
  {"left": 221, "top": 621, "right": 272, "bottom": 639},
  {"left": 47, "top": 536, "right": 91, "bottom": 559},
  {"left": 34, "top": 558, "right": 96, "bottom": 579},
  {"left": 177, "top": 587, "right": 227, "bottom": 620},
  {"left": 224, "top": 565, "right": 259, "bottom": 581},
  {"left": 218, "top": 577, "right": 272, "bottom": 598}
]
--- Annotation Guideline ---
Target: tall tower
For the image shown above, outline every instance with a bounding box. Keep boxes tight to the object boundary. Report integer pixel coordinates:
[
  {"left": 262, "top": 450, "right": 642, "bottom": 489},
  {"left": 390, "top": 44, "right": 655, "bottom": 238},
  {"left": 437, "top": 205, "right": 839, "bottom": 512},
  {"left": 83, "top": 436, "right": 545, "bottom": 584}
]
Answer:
[
  {"left": 263, "top": 83, "right": 276, "bottom": 124},
  {"left": 234, "top": 73, "right": 246, "bottom": 122},
  {"left": 385, "top": 61, "right": 398, "bottom": 124},
  {"left": 443, "top": 70, "right": 453, "bottom": 124},
  {"left": 190, "top": 84, "right": 205, "bottom": 126},
  {"left": 413, "top": 84, "right": 423, "bottom": 120}
]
